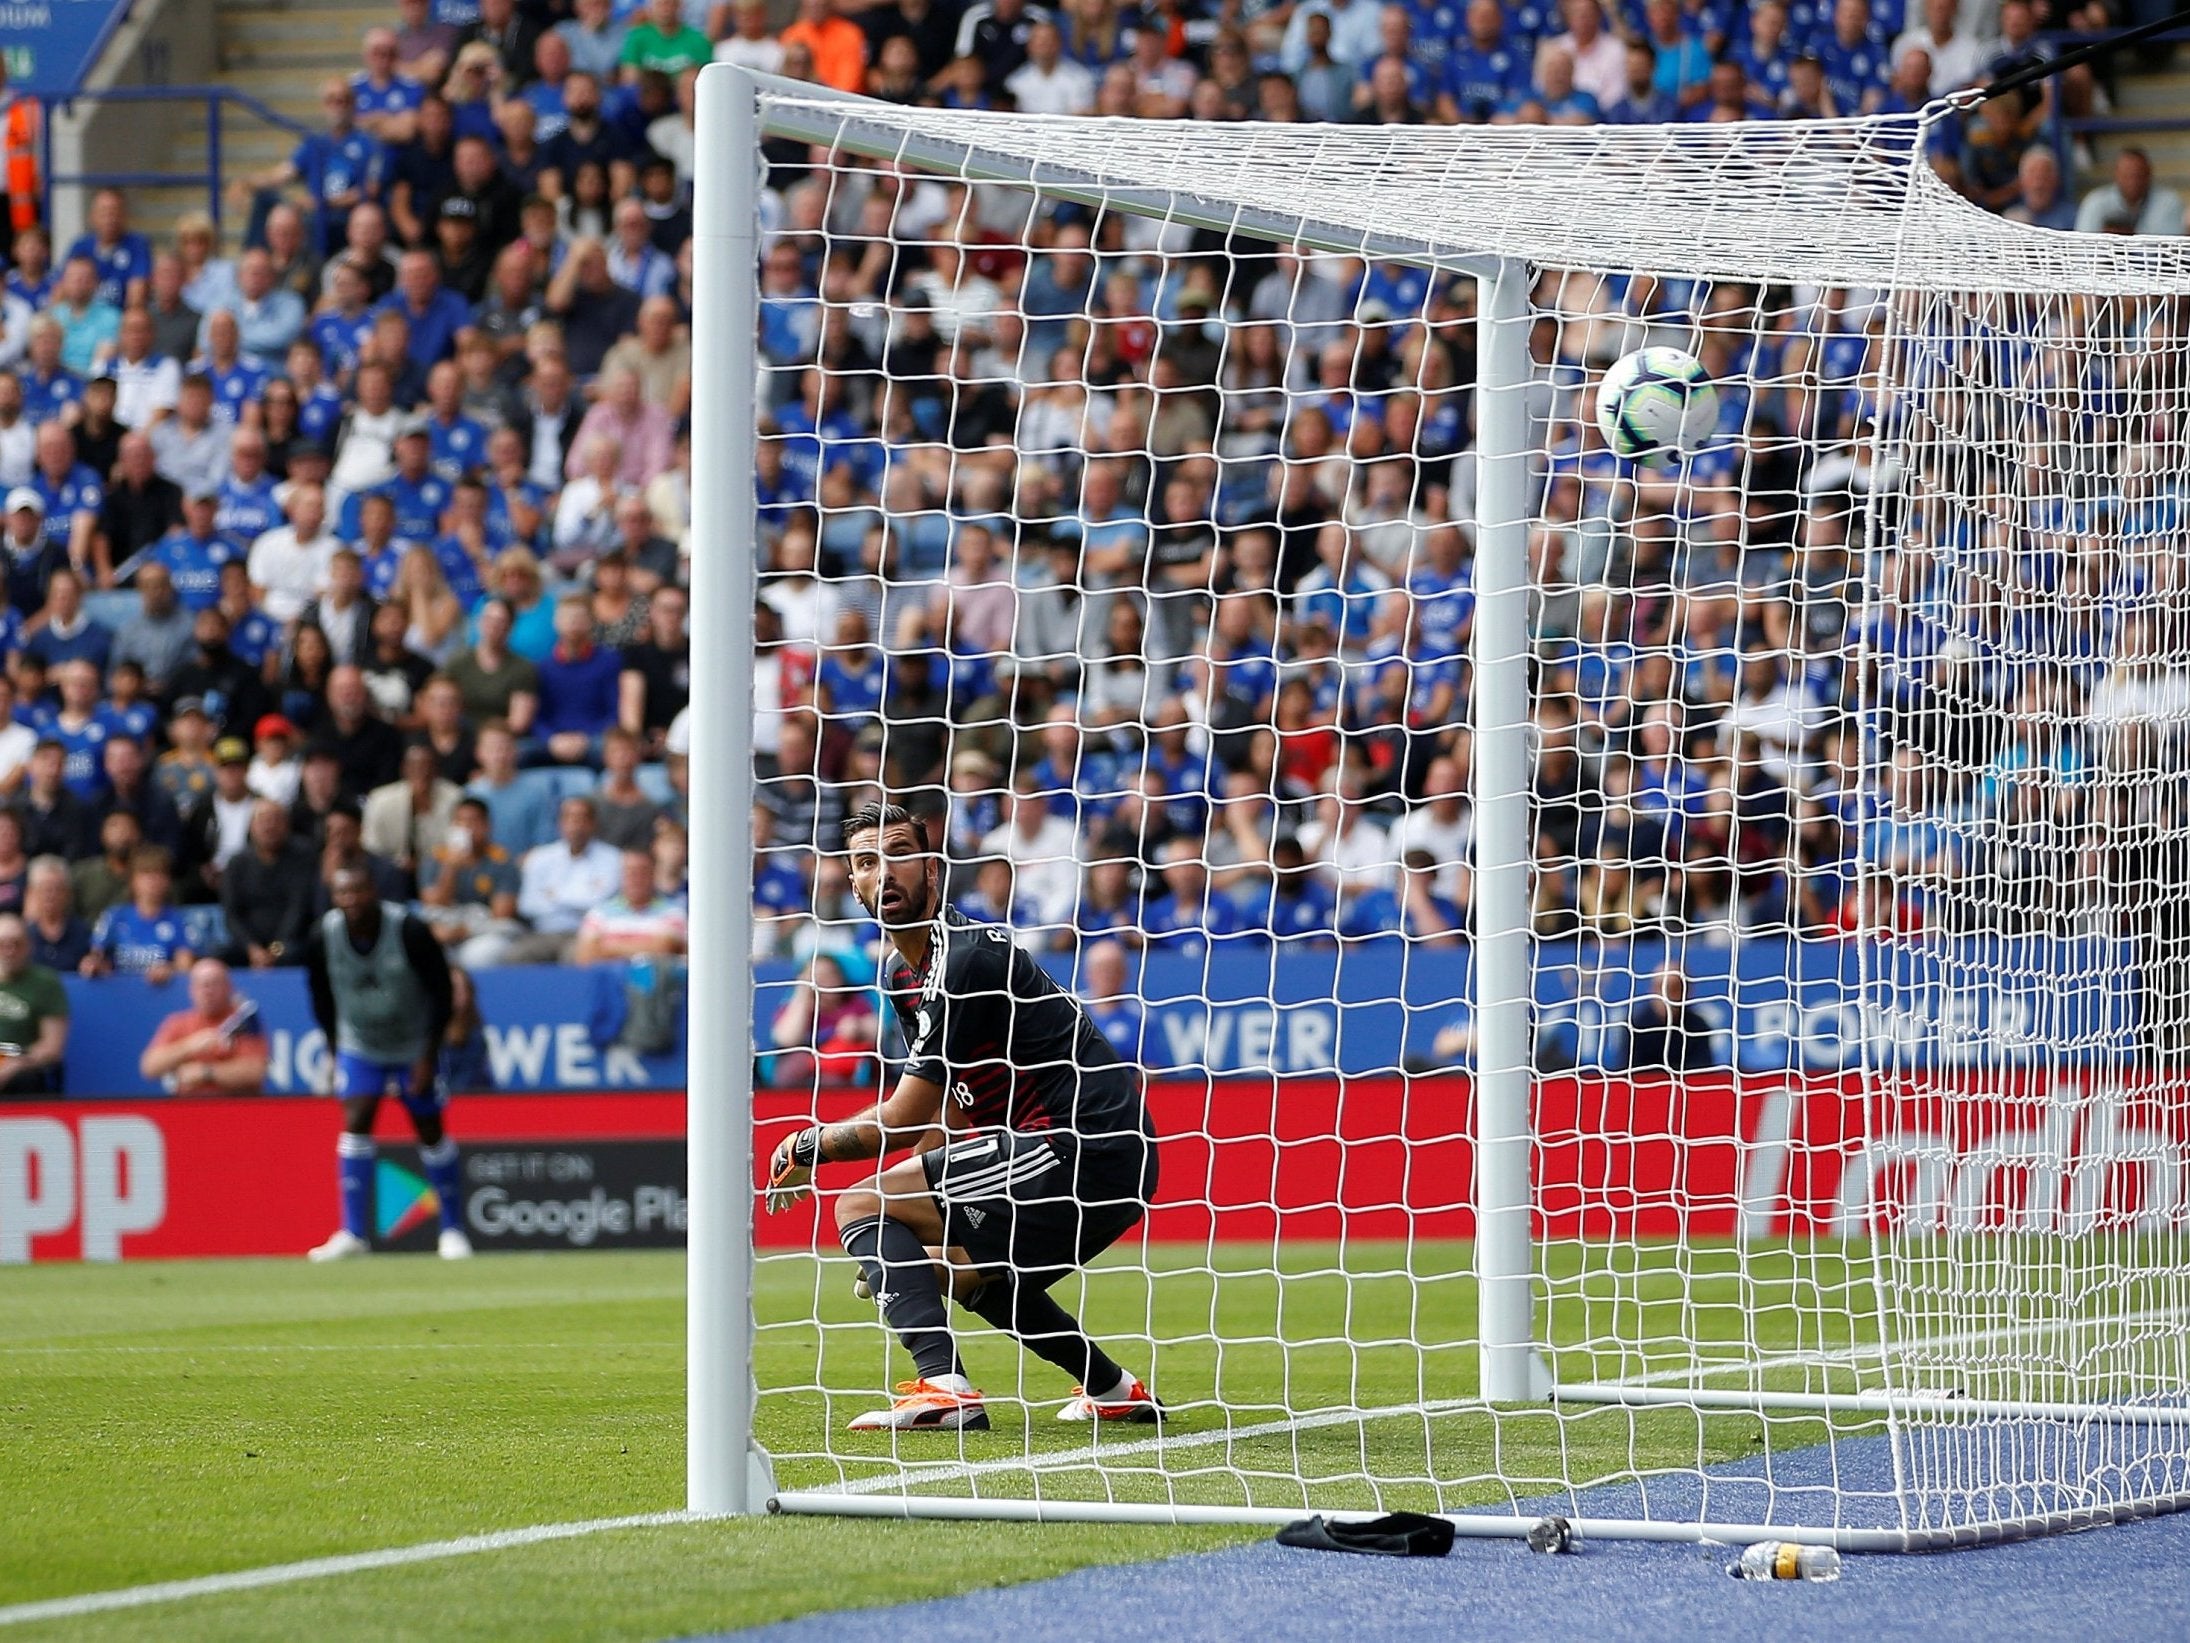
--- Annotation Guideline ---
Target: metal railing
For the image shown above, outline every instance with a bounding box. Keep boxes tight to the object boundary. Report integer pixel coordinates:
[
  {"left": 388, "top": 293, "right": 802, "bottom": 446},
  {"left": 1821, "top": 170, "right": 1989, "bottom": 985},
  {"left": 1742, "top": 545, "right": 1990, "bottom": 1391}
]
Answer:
[{"left": 39, "top": 83, "right": 311, "bottom": 232}]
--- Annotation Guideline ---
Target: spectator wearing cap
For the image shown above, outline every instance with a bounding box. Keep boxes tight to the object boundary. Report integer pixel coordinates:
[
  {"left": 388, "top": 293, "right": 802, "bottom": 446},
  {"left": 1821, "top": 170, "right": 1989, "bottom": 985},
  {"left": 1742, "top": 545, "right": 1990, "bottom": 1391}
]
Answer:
[
  {"left": 23, "top": 566, "right": 110, "bottom": 673},
  {"left": 154, "top": 697, "right": 218, "bottom": 812},
  {"left": 375, "top": 250, "right": 472, "bottom": 373},
  {"left": 140, "top": 487, "right": 242, "bottom": 612},
  {"left": 434, "top": 196, "right": 492, "bottom": 303},
  {"left": 248, "top": 714, "right": 302, "bottom": 807},
  {"left": 1, "top": 488, "right": 65, "bottom": 618},
  {"left": 29, "top": 423, "right": 100, "bottom": 577},
  {"left": 110, "top": 563, "right": 193, "bottom": 694},
  {"left": 148, "top": 374, "right": 227, "bottom": 499},
  {"left": 183, "top": 737, "right": 260, "bottom": 888}
]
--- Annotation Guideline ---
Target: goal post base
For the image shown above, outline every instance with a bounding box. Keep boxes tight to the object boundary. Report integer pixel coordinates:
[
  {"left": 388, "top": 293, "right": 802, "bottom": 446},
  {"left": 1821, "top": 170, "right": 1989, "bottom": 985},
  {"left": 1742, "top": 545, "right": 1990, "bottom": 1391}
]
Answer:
[{"left": 768, "top": 1489, "right": 2190, "bottom": 1552}]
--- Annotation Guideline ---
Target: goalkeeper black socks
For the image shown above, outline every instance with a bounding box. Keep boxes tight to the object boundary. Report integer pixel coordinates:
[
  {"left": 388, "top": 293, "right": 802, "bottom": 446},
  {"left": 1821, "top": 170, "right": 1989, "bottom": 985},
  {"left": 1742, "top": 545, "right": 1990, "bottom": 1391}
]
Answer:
[
  {"left": 838, "top": 1215, "right": 961, "bottom": 1383},
  {"left": 965, "top": 1275, "right": 1125, "bottom": 1394}
]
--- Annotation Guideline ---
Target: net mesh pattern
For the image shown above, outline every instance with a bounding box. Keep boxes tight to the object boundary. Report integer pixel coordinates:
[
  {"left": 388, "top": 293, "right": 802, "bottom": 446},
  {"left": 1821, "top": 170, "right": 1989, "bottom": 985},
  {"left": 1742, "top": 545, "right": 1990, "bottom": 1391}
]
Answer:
[{"left": 739, "top": 93, "right": 2190, "bottom": 1538}]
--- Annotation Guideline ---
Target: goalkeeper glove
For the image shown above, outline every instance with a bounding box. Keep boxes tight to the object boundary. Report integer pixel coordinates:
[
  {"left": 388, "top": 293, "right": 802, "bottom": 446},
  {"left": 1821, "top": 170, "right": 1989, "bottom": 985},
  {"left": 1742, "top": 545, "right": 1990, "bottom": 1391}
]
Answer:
[{"left": 765, "top": 1125, "right": 823, "bottom": 1214}]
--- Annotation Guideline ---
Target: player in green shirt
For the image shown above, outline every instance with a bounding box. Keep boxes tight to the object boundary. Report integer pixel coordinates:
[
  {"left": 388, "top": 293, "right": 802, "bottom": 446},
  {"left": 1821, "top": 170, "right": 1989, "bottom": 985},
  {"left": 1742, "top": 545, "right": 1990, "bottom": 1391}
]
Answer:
[{"left": 618, "top": 0, "right": 712, "bottom": 77}]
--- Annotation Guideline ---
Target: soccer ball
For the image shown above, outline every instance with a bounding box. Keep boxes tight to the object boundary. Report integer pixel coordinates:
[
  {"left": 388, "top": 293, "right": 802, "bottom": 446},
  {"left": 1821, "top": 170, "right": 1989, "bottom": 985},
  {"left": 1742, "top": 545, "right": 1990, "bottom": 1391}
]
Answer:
[{"left": 1594, "top": 347, "right": 1720, "bottom": 466}]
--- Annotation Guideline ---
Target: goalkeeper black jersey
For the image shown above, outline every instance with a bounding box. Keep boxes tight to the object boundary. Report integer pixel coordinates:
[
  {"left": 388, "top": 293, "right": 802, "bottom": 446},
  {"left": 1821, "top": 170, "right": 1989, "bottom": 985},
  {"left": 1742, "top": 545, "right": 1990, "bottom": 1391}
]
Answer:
[{"left": 883, "top": 909, "right": 1149, "bottom": 1140}]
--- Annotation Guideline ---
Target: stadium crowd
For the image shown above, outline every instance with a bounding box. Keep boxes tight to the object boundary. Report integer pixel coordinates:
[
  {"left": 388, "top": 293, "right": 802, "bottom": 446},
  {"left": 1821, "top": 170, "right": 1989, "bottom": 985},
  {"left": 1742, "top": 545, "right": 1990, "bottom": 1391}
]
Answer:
[{"left": 0, "top": 0, "right": 2180, "bottom": 1093}]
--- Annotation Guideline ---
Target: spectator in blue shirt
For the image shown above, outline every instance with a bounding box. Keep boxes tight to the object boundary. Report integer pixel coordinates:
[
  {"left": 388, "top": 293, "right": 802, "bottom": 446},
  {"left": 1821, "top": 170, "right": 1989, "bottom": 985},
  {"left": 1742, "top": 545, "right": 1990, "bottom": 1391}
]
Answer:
[
  {"left": 20, "top": 317, "right": 83, "bottom": 424},
  {"left": 5, "top": 225, "right": 53, "bottom": 310},
  {"left": 1439, "top": 0, "right": 1530, "bottom": 123},
  {"left": 23, "top": 567, "right": 112, "bottom": 673},
  {"left": 192, "top": 311, "right": 270, "bottom": 429},
  {"left": 44, "top": 659, "right": 115, "bottom": 797},
  {"left": 246, "top": 78, "right": 387, "bottom": 256},
  {"left": 1604, "top": 37, "right": 1680, "bottom": 121},
  {"left": 1527, "top": 44, "right": 1603, "bottom": 124},
  {"left": 29, "top": 422, "right": 101, "bottom": 575},
  {"left": 1079, "top": 938, "right": 1151, "bottom": 1065},
  {"left": 226, "top": 250, "right": 308, "bottom": 369},
  {"left": 1642, "top": 0, "right": 1713, "bottom": 108},
  {"left": 1141, "top": 836, "right": 1254, "bottom": 958},
  {"left": 86, "top": 845, "right": 196, "bottom": 983},
  {"left": 64, "top": 188, "right": 153, "bottom": 311},
  {"left": 47, "top": 258, "right": 122, "bottom": 378},
  {"left": 351, "top": 27, "right": 426, "bottom": 146},
  {"left": 140, "top": 489, "right": 243, "bottom": 612},
  {"left": 1251, "top": 834, "right": 1341, "bottom": 940},
  {"left": 534, "top": 592, "right": 622, "bottom": 764},
  {"left": 421, "top": 362, "right": 489, "bottom": 482},
  {"left": 375, "top": 250, "right": 473, "bottom": 373},
  {"left": 0, "top": 489, "right": 67, "bottom": 620}
]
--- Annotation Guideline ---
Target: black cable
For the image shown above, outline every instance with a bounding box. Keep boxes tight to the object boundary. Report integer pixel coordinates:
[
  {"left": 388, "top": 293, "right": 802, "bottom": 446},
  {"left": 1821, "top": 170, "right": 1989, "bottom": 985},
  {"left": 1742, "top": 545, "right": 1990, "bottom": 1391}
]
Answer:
[{"left": 1970, "top": 3, "right": 2190, "bottom": 105}]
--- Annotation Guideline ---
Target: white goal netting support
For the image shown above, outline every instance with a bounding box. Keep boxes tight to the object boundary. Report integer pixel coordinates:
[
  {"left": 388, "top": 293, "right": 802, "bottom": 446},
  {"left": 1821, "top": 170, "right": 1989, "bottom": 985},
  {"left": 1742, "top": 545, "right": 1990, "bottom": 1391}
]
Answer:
[{"left": 687, "top": 65, "right": 2190, "bottom": 1550}]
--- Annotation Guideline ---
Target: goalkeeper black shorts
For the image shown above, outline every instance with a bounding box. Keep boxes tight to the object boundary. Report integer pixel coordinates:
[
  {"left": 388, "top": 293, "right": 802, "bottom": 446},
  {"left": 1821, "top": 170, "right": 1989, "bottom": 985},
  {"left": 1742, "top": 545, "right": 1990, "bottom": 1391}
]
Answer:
[{"left": 922, "top": 1126, "right": 1157, "bottom": 1283}]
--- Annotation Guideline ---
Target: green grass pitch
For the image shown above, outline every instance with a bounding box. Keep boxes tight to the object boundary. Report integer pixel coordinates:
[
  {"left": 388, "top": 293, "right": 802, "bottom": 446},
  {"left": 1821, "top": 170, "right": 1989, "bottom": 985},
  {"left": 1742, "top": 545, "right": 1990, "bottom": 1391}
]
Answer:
[{"left": 2, "top": 1244, "right": 1866, "bottom": 1641}]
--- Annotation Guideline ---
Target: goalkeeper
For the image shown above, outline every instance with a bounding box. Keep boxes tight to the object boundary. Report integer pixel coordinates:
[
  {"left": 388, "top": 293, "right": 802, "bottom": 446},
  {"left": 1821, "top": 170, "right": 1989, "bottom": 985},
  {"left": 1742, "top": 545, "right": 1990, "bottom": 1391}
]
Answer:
[{"left": 768, "top": 801, "right": 1161, "bottom": 1432}]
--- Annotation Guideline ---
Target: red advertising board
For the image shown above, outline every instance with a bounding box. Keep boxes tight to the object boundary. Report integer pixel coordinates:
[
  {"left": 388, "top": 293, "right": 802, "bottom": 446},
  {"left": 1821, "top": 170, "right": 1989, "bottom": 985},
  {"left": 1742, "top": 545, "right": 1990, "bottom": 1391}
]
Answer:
[{"left": 6, "top": 1073, "right": 2187, "bottom": 1262}]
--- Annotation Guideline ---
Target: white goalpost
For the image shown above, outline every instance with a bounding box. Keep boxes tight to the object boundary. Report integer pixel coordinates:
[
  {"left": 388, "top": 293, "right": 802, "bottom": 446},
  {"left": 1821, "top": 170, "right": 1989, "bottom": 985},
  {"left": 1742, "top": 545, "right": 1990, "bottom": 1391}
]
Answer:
[{"left": 688, "top": 63, "right": 2190, "bottom": 1549}]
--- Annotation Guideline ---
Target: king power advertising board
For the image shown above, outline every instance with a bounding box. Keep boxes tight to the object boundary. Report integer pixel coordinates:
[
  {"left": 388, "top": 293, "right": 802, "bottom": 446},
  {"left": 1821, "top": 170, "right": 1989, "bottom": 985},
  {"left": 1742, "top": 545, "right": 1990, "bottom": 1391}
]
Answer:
[
  {"left": 7, "top": 1074, "right": 2189, "bottom": 1262},
  {"left": 50, "top": 934, "right": 2146, "bottom": 1102}
]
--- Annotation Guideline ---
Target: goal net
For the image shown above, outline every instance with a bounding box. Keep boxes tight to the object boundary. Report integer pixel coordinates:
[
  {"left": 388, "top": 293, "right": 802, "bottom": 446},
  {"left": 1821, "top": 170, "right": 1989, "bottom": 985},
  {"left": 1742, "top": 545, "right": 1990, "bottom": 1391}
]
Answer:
[{"left": 690, "top": 70, "right": 2190, "bottom": 1549}]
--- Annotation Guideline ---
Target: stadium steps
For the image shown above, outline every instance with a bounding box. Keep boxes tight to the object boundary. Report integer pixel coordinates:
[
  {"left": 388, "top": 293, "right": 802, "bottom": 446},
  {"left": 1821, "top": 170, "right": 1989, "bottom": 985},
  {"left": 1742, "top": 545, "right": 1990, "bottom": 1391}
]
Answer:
[{"left": 2091, "top": 60, "right": 2190, "bottom": 195}]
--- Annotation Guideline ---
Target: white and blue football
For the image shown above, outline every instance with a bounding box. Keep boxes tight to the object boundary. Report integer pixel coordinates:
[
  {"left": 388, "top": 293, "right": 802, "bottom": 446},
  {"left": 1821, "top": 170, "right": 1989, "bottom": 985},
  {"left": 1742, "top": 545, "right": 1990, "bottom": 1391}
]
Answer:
[{"left": 1594, "top": 347, "right": 1720, "bottom": 466}]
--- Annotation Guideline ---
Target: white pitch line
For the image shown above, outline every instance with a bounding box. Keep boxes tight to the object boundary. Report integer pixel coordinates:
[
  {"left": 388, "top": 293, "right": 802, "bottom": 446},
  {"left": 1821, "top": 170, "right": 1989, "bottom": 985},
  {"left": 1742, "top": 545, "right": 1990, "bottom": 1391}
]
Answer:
[
  {"left": 0, "top": 1342, "right": 684, "bottom": 1355},
  {"left": 0, "top": 1511, "right": 702, "bottom": 1629},
  {"left": 1595, "top": 1304, "right": 2190, "bottom": 1392},
  {"left": 831, "top": 1396, "right": 1482, "bottom": 1498}
]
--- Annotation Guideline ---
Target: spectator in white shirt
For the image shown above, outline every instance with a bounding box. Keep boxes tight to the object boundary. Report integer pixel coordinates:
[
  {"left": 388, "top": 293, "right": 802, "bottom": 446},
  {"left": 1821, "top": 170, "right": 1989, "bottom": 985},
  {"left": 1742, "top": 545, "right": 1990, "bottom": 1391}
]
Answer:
[
  {"left": 979, "top": 777, "right": 1082, "bottom": 928},
  {"left": 1298, "top": 760, "right": 1399, "bottom": 895},
  {"left": 103, "top": 308, "right": 181, "bottom": 429},
  {"left": 1279, "top": 0, "right": 1384, "bottom": 74},
  {"left": 1891, "top": 0, "right": 1991, "bottom": 96},
  {"left": 249, "top": 481, "right": 341, "bottom": 625},
  {"left": 2075, "top": 147, "right": 2188, "bottom": 238},
  {"left": 1392, "top": 752, "right": 1474, "bottom": 902},
  {"left": 1005, "top": 20, "right": 1096, "bottom": 115},
  {"left": 511, "top": 794, "right": 624, "bottom": 961}
]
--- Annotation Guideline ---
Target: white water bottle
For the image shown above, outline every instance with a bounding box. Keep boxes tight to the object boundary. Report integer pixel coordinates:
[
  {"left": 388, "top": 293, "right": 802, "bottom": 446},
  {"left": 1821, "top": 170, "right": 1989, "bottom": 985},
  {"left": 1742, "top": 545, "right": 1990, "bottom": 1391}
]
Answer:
[{"left": 1728, "top": 1542, "right": 1842, "bottom": 1582}]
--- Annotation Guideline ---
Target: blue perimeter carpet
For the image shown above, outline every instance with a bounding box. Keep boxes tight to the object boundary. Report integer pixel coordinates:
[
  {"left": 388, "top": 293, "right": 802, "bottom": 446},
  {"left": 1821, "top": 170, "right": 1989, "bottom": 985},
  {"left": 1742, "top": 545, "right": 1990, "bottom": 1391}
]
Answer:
[{"left": 701, "top": 1435, "right": 2190, "bottom": 1643}]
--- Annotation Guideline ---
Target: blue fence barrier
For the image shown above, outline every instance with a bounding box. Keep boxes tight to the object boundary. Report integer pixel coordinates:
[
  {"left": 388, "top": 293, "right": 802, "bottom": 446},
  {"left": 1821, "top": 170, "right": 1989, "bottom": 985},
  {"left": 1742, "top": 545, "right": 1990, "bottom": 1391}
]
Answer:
[{"left": 59, "top": 932, "right": 2141, "bottom": 1096}]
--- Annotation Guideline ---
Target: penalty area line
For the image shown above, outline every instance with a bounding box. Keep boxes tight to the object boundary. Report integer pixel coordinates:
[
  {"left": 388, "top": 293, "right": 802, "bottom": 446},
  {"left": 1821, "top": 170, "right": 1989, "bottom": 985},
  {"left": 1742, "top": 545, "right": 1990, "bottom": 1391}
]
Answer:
[{"left": 0, "top": 1511, "right": 702, "bottom": 1628}]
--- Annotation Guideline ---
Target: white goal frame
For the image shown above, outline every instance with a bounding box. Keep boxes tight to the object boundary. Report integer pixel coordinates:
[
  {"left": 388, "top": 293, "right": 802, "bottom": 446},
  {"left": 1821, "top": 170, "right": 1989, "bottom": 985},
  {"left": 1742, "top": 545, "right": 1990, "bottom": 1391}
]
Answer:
[{"left": 684, "top": 63, "right": 2190, "bottom": 1550}]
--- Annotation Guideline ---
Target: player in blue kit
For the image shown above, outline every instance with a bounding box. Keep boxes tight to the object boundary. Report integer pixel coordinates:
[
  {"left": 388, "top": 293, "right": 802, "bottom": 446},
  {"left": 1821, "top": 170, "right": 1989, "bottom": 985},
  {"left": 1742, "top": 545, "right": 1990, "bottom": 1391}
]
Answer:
[
  {"left": 303, "top": 864, "right": 472, "bottom": 1260},
  {"left": 768, "top": 803, "right": 1161, "bottom": 1432}
]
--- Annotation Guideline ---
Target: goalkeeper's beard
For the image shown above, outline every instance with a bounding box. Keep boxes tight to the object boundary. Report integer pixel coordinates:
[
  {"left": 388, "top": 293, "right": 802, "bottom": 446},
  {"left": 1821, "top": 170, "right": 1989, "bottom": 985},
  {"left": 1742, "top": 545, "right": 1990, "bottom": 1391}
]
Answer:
[{"left": 871, "top": 868, "right": 937, "bottom": 933}]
